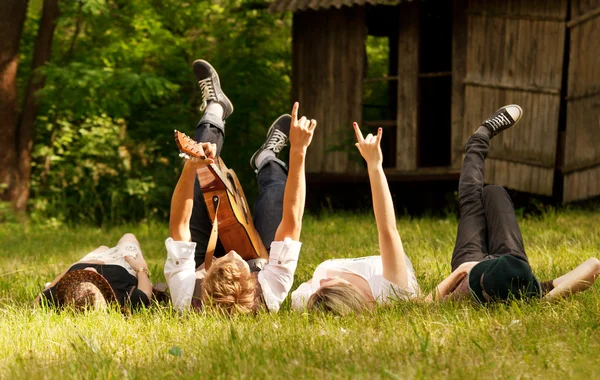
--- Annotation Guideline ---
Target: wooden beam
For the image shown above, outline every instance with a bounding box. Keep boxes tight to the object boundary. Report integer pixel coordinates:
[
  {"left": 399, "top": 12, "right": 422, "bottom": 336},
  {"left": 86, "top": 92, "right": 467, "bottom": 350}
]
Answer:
[
  {"left": 396, "top": 2, "right": 419, "bottom": 170},
  {"left": 464, "top": 79, "right": 561, "bottom": 95},
  {"left": 451, "top": 0, "right": 468, "bottom": 169},
  {"left": 567, "top": 6, "right": 600, "bottom": 28}
]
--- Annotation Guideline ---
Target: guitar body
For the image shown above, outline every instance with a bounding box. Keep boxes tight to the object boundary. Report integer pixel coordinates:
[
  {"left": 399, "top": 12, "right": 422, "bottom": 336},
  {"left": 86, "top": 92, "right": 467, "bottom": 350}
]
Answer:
[{"left": 196, "top": 157, "right": 268, "bottom": 260}]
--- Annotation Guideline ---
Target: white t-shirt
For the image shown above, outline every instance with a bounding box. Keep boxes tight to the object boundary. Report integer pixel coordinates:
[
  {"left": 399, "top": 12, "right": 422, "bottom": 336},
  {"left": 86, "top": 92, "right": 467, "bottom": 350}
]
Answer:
[
  {"left": 164, "top": 237, "right": 302, "bottom": 312},
  {"left": 291, "top": 255, "right": 420, "bottom": 310}
]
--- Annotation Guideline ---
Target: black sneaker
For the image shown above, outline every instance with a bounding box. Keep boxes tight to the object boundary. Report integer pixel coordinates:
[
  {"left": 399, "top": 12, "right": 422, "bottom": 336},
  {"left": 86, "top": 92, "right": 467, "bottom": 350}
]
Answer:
[
  {"left": 250, "top": 114, "right": 292, "bottom": 171},
  {"left": 481, "top": 104, "right": 523, "bottom": 138},
  {"left": 193, "top": 59, "right": 233, "bottom": 120}
]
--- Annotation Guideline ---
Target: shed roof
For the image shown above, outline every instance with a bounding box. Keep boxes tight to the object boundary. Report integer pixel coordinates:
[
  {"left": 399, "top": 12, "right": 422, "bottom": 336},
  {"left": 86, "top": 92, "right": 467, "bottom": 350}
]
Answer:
[{"left": 269, "top": 0, "right": 411, "bottom": 13}]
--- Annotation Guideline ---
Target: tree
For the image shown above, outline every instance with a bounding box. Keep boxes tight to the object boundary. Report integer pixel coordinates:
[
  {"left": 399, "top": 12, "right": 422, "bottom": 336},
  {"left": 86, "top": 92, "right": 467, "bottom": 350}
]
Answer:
[
  {"left": 0, "top": 0, "right": 60, "bottom": 213},
  {"left": 0, "top": 0, "right": 30, "bottom": 212}
]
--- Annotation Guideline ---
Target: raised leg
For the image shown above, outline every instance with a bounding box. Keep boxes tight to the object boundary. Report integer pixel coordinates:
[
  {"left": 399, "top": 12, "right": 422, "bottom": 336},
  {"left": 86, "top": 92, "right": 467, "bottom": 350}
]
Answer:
[
  {"left": 482, "top": 185, "right": 529, "bottom": 264},
  {"left": 451, "top": 132, "right": 490, "bottom": 270}
]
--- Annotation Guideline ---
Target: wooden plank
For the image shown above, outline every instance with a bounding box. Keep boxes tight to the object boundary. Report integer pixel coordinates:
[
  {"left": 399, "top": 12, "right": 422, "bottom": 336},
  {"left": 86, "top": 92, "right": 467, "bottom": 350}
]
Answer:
[
  {"left": 461, "top": 86, "right": 561, "bottom": 168},
  {"left": 567, "top": 5, "right": 600, "bottom": 27},
  {"left": 465, "top": 14, "right": 566, "bottom": 90},
  {"left": 485, "top": 158, "right": 554, "bottom": 196},
  {"left": 571, "top": 0, "right": 600, "bottom": 18},
  {"left": 395, "top": 1, "right": 419, "bottom": 170},
  {"left": 467, "top": 0, "right": 568, "bottom": 19},
  {"left": 451, "top": 0, "right": 468, "bottom": 169},
  {"left": 563, "top": 9, "right": 600, "bottom": 201},
  {"left": 563, "top": 166, "right": 600, "bottom": 202},
  {"left": 292, "top": 8, "right": 365, "bottom": 174}
]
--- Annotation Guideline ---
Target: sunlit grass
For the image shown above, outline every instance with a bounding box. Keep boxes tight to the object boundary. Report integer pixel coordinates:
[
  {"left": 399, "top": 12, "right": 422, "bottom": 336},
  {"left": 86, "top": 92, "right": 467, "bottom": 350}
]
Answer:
[{"left": 0, "top": 208, "right": 599, "bottom": 378}]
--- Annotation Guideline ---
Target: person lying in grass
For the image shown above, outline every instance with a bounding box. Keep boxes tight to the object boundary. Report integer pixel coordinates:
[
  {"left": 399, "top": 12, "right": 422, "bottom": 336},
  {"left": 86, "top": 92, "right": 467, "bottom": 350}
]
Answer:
[
  {"left": 426, "top": 105, "right": 600, "bottom": 304},
  {"left": 34, "top": 233, "right": 152, "bottom": 312},
  {"left": 164, "top": 60, "right": 316, "bottom": 314},
  {"left": 291, "top": 123, "right": 420, "bottom": 315}
]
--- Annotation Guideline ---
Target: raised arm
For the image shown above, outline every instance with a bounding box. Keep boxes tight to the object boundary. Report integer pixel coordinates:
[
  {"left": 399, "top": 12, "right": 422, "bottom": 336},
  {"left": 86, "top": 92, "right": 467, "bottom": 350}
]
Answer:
[
  {"left": 273, "top": 102, "right": 316, "bottom": 241},
  {"left": 353, "top": 123, "right": 409, "bottom": 288},
  {"left": 544, "top": 258, "right": 600, "bottom": 301},
  {"left": 169, "top": 144, "right": 216, "bottom": 242}
]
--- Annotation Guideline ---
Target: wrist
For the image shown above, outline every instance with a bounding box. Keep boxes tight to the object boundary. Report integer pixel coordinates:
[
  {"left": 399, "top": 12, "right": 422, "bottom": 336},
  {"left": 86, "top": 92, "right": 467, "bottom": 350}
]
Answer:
[
  {"left": 289, "top": 146, "right": 307, "bottom": 156},
  {"left": 135, "top": 267, "right": 150, "bottom": 277},
  {"left": 367, "top": 162, "right": 383, "bottom": 172}
]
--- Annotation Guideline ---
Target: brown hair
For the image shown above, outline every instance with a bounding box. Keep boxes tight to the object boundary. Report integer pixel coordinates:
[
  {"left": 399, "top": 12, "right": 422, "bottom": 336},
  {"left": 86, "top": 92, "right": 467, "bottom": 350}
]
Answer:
[
  {"left": 201, "top": 255, "right": 257, "bottom": 315},
  {"left": 306, "top": 283, "right": 370, "bottom": 316}
]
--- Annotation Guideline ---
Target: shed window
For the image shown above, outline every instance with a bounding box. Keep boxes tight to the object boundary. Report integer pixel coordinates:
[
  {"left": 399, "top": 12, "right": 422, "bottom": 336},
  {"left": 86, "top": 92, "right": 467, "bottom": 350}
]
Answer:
[{"left": 363, "top": 6, "right": 399, "bottom": 169}]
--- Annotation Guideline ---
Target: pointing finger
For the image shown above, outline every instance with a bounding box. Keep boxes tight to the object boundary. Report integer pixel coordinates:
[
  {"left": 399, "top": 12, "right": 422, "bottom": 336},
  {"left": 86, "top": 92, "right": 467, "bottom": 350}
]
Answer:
[
  {"left": 353, "top": 122, "right": 364, "bottom": 143},
  {"left": 291, "top": 102, "right": 299, "bottom": 124}
]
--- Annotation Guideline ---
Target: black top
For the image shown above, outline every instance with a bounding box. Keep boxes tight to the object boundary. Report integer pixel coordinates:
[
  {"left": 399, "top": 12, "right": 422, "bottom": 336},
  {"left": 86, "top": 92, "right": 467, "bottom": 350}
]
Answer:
[{"left": 41, "top": 264, "right": 150, "bottom": 310}]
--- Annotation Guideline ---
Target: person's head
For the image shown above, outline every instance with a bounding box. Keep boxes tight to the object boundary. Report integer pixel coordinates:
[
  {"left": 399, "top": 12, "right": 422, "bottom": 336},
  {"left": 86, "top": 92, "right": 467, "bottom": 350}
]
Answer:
[
  {"left": 55, "top": 269, "right": 117, "bottom": 311},
  {"left": 201, "top": 251, "right": 257, "bottom": 315},
  {"left": 306, "top": 277, "right": 371, "bottom": 316},
  {"left": 468, "top": 255, "right": 541, "bottom": 304}
]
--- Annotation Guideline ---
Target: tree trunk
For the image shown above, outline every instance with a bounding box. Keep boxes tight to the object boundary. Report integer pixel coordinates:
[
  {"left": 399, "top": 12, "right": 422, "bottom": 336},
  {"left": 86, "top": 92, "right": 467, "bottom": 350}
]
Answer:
[
  {"left": 0, "top": 0, "right": 29, "bottom": 210},
  {"left": 15, "top": 0, "right": 61, "bottom": 211}
]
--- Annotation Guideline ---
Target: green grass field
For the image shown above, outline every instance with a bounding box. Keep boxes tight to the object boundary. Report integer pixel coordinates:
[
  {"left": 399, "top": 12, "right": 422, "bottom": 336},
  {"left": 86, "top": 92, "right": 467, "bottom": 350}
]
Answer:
[{"left": 1, "top": 208, "right": 599, "bottom": 379}]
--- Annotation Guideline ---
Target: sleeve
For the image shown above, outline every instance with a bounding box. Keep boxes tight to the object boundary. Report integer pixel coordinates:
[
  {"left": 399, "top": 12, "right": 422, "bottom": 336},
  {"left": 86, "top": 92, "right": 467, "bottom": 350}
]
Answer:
[
  {"left": 164, "top": 237, "right": 197, "bottom": 312},
  {"left": 128, "top": 289, "right": 151, "bottom": 309},
  {"left": 291, "top": 281, "right": 317, "bottom": 311},
  {"left": 379, "top": 277, "right": 419, "bottom": 303},
  {"left": 257, "top": 238, "right": 302, "bottom": 312}
]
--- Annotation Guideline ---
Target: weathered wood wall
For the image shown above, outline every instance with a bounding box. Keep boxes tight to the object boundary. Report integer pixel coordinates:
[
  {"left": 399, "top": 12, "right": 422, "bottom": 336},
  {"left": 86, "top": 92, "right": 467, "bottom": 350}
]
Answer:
[
  {"left": 563, "top": 0, "right": 600, "bottom": 201},
  {"left": 396, "top": 1, "right": 420, "bottom": 170},
  {"left": 461, "top": 0, "right": 568, "bottom": 196},
  {"left": 292, "top": 8, "right": 366, "bottom": 173}
]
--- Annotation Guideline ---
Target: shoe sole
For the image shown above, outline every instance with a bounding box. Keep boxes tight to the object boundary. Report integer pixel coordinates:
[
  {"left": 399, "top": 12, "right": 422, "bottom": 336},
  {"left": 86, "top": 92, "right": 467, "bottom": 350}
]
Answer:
[
  {"left": 192, "top": 59, "right": 234, "bottom": 116},
  {"left": 250, "top": 114, "right": 292, "bottom": 170}
]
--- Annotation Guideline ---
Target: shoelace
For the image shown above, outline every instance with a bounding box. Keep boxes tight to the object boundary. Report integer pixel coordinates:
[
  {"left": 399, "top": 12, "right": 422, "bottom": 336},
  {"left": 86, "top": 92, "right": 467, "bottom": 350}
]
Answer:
[
  {"left": 198, "top": 78, "right": 217, "bottom": 112},
  {"left": 264, "top": 130, "right": 288, "bottom": 153},
  {"left": 486, "top": 112, "right": 512, "bottom": 131}
]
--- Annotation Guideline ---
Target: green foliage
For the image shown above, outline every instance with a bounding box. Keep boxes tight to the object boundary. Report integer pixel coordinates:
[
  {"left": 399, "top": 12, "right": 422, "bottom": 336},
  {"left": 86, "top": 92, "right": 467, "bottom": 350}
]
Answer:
[
  {"left": 0, "top": 210, "right": 599, "bottom": 377},
  {"left": 19, "top": 0, "right": 292, "bottom": 225}
]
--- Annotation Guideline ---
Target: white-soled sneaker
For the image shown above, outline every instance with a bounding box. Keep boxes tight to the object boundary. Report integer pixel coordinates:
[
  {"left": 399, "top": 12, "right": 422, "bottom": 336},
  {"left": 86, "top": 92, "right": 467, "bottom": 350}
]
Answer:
[
  {"left": 193, "top": 59, "right": 233, "bottom": 120},
  {"left": 481, "top": 104, "right": 523, "bottom": 138},
  {"left": 250, "top": 114, "right": 292, "bottom": 171}
]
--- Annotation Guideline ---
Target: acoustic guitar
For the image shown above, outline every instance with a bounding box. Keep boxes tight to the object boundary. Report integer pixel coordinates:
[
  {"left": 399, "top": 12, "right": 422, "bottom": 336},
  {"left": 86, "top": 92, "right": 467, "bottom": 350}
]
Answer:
[{"left": 174, "top": 130, "right": 268, "bottom": 261}]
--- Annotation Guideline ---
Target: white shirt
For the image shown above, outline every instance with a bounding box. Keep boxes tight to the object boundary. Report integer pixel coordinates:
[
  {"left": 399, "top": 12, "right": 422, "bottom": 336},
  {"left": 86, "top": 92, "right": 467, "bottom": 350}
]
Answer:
[
  {"left": 164, "top": 237, "right": 302, "bottom": 312},
  {"left": 291, "top": 255, "right": 420, "bottom": 310}
]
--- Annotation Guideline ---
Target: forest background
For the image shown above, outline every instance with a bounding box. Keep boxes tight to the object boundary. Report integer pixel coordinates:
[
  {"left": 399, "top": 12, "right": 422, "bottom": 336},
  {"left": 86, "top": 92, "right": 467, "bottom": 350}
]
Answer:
[{"left": 1, "top": 0, "right": 294, "bottom": 226}]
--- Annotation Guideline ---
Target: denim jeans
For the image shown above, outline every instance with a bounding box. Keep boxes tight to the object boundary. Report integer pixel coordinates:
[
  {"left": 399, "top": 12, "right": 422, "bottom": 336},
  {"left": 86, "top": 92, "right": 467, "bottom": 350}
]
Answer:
[
  {"left": 189, "top": 113, "right": 287, "bottom": 267},
  {"left": 450, "top": 133, "right": 529, "bottom": 271}
]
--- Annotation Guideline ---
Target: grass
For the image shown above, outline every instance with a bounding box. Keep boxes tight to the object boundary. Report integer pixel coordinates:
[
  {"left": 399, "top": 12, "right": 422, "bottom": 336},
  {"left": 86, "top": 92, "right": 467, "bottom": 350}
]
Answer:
[{"left": 0, "top": 208, "right": 599, "bottom": 379}]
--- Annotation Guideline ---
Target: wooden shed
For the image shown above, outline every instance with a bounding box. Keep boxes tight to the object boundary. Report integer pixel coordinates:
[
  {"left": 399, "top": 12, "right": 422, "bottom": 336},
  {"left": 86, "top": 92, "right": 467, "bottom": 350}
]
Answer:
[{"left": 269, "top": 0, "right": 600, "bottom": 202}]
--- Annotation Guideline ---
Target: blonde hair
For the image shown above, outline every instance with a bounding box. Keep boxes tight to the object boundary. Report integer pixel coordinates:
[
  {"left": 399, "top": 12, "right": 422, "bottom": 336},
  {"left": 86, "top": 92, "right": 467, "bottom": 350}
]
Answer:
[
  {"left": 306, "top": 283, "right": 370, "bottom": 316},
  {"left": 201, "top": 256, "right": 257, "bottom": 315}
]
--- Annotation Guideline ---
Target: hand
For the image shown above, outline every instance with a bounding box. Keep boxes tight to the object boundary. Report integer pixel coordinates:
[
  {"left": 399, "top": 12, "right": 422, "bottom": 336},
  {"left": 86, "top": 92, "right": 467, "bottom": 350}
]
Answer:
[
  {"left": 289, "top": 102, "right": 317, "bottom": 149},
  {"left": 183, "top": 142, "right": 217, "bottom": 170},
  {"left": 457, "top": 261, "right": 478, "bottom": 274},
  {"left": 125, "top": 253, "right": 149, "bottom": 273},
  {"left": 353, "top": 122, "right": 383, "bottom": 168}
]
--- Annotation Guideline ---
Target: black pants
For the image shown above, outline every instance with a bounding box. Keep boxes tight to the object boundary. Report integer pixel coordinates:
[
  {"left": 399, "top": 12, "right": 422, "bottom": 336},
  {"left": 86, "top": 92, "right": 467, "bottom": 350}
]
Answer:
[
  {"left": 188, "top": 113, "right": 287, "bottom": 267},
  {"left": 451, "top": 133, "right": 530, "bottom": 271}
]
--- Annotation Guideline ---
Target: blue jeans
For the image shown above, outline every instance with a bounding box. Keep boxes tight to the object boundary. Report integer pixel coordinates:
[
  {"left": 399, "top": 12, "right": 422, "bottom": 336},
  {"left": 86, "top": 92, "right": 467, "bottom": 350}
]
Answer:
[{"left": 189, "top": 113, "right": 287, "bottom": 267}]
